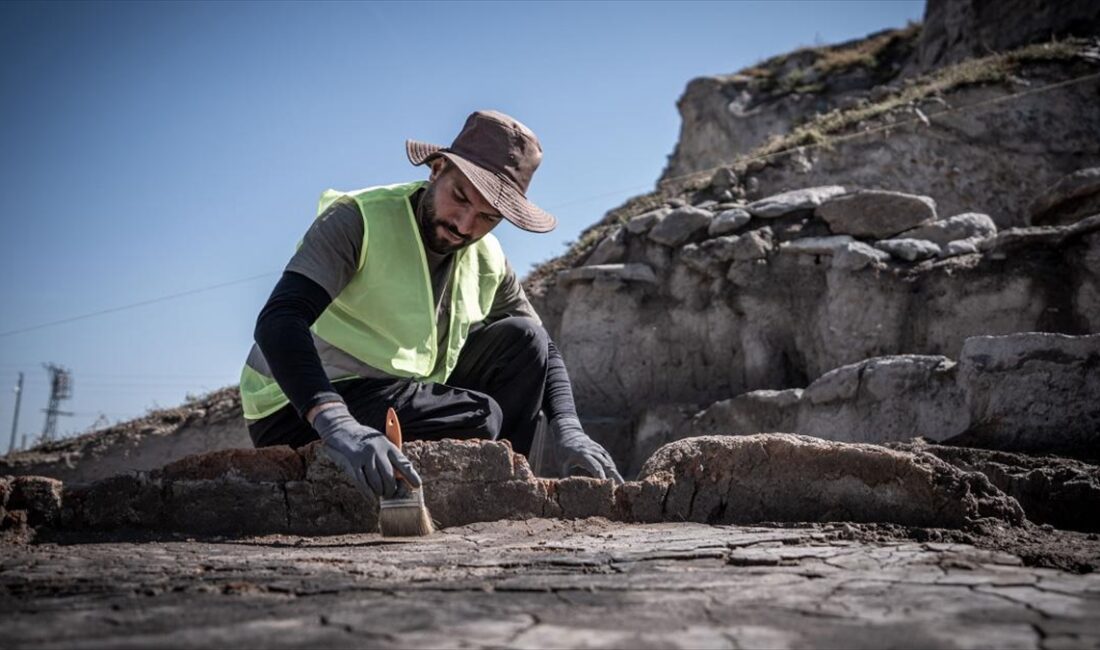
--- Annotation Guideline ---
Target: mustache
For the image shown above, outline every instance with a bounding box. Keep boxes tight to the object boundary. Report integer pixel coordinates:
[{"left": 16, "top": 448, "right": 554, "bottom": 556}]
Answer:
[{"left": 434, "top": 218, "right": 469, "bottom": 243}]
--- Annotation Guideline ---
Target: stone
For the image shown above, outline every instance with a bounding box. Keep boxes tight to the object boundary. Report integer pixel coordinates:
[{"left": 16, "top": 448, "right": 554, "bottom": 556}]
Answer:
[
  {"left": 0, "top": 478, "right": 9, "bottom": 522},
  {"left": 6, "top": 476, "right": 63, "bottom": 527},
  {"left": 1028, "top": 167, "right": 1100, "bottom": 226},
  {"left": 626, "top": 404, "right": 699, "bottom": 478},
  {"left": 780, "top": 235, "right": 855, "bottom": 256},
  {"left": 900, "top": 212, "right": 998, "bottom": 246},
  {"left": 62, "top": 473, "right": 163, "bottom": 529},
  {"left": 729, "top": 227, "right": 773, "bottom": 261},
  {"left": 585, "top": 226, "right": 626, "bottom": 265},
  {"left": 647, "top": 206, "right": 713, "bottom": 247},
  {"left": 874, "top": 238, "right": 942, "bottom": 261},
  {"left": 941, "top": 238, "right": 982, "bottom": 257},
  {"left": 798, "top": 355, "right": 969, "bottom": 444},
  {"left": 730, "top": 227, "right": 774, "bottom": 261},
  {"left": 817, "top": 190, "right": 938, "bottom": 238},
  {"left": 680, "top": 237, "right": 740, "bottom": 275},
  {"left": 707, "top": 208, "right": 751, "bottom": 236},
  {"left": 557, "top": 263, "right": 658, "bottom": 285},
  {"left": 746, "top": 186, "right": 846, "bottom": 218},
  {"left": 709, "top": 166, "right": 738, "bottom": 190},
  {"left": 625, "top": 207, "right": 670, "bottom": 235},
  {"left": 832, "top": 241, "right": 892, "bottom": 270},
  {"left": 637, "top": 434, "right": 1024, "bottom": 528},
  {"left": 678, "top": 243, "right": 710, "bottom": 274},
  {"left": 983, "top": 226, "right": 1063, "bottom": 258},
  {"left": 157, "top": 446, "right": 305, "bottom": 483},
  {"left": 690, "top": 389, "right": 804, "bottom": 438},
  {"left": 552, "top": 477, "right": 616, "bottom": 519},
  {"left": 163, "top": 479, "right": 289, "bottom": 536},
  {"left": 950, "top": 333, "right": 1100, "bottom": 459}
]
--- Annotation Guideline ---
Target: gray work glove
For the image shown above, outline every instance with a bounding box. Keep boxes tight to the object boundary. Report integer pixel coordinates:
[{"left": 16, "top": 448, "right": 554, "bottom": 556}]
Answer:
[
  {"left": 312, "top": 404, "right": 421, "bottom": 499},
  {"left": 552, "top": 416, "right": 624, "bottom": 484}
]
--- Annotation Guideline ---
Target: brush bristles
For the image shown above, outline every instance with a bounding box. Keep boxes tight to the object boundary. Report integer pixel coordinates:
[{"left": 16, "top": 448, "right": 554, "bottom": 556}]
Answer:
[{"left": 379, "top": 488, "right": 435, "bottom": 537}]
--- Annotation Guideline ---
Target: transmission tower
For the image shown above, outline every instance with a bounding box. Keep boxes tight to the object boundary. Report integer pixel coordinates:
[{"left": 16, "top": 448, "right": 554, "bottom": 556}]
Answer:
[{"left": 40, "top": 363, "right": 73, "bottom": 442}]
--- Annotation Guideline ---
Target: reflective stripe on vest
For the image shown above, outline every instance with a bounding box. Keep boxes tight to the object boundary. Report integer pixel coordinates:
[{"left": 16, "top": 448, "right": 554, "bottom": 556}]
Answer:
[{"left": 239, "top": 181, "right": 506, "bottom": 420}]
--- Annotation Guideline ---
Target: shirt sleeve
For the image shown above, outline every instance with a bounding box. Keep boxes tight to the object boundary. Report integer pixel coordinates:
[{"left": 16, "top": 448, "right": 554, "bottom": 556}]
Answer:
[
  {"left": 486, "top": 259, "right": 542, "bottom": 325},
  {"left": 284, "top": 197, "right": 364, "bottom": 301},
  {"left": 253, "top": 271, "right": 345, "bottom": 419},
  {"left": 542, "top": 337, "right": 578, "bottom": 423}
]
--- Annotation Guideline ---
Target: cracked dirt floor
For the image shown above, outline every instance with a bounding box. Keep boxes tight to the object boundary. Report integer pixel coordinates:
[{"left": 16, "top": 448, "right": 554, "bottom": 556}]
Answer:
[{"left": 2, "top": 519, "right": 1099, "bottom": 649}]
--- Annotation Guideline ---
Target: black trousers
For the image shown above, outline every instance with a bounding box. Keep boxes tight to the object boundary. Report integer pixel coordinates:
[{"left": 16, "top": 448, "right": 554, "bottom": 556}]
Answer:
[{"left": 247, "top": 317, "right": 548, "bottom": 456}]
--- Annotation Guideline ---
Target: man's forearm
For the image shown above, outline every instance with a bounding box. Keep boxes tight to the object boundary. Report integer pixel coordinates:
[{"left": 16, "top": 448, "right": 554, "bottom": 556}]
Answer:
[
  {"left": 254, "top": 271, "right": 346, "bottom": 422},
  {"left": 543, "top": 337, "right": 579, "bottom": 422}
]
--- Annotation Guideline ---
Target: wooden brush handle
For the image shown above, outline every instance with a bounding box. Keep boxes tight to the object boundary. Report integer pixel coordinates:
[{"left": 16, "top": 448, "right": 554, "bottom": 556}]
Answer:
[{"left": 384, "top": 407, "right": 408, "bottom": 483}]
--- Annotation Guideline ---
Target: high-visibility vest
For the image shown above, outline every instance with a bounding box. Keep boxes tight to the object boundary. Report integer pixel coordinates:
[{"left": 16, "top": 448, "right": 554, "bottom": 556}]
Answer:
[{"left": 239, "top": 180, "right": 506, "bottom": 420}]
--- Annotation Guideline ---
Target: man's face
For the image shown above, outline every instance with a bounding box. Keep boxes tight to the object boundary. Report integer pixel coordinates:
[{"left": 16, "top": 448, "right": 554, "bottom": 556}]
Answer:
[{"left": 417, "top": 158, "right": 503, "bottom": 254}]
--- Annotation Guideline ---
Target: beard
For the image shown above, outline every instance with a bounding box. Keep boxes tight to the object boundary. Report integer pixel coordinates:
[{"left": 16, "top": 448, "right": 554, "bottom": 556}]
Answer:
[{"left": 416, "top": 182, "right": 471, "bottom": 255}]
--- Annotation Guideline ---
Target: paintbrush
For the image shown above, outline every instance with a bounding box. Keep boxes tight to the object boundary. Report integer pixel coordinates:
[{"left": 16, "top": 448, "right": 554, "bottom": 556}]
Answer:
[{"left": 379, "top": 407, "right": 435, "bottom": 537}]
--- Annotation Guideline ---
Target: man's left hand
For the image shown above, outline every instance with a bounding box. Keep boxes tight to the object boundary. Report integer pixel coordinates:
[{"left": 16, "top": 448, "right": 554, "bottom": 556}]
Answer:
[{"left": 551, "top": 416, "right": 625, "bottom": 484}]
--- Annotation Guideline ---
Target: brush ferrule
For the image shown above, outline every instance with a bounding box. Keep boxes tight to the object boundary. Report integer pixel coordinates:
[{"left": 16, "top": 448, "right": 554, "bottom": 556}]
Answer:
[{"left": 379, "top": 489, "right": 425, "bottom": 509}]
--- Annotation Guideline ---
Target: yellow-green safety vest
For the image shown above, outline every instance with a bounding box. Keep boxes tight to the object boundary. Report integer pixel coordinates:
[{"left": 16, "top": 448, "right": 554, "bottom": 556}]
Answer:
[{"left": 239, "top": 181, "right": 507, "bottom": 420}]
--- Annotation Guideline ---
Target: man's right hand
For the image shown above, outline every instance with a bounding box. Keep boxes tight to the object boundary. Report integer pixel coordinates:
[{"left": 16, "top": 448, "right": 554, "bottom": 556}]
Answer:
[{"left": 311, "top": 403, "right": 422, "bottom": 499}]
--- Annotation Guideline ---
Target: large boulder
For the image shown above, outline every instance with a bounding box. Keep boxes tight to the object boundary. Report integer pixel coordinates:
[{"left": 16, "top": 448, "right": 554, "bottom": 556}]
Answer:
[
  {"left": 817, "top": 190, "right": 938, "bottom": 239},
  {"left": 798, "top": 355, "right": 968, "bottom": 444},
  {"left": 647, "top": 206, "right": 712, "bottom": 247},
  {"left": 637, "top": 434, "right": 1024, "bottom": 528},
  {"left": 747, "top": 186, "right": 846, "bottom": 218},
  {"left": 899, "top": 212, "right": 998, "bottom": 246},
  {"left": 951, "top": 333, "right": 1100, "bottom": 459},
  {"left": 680, "top": 333, "right": 1100, "bottom": 462}
]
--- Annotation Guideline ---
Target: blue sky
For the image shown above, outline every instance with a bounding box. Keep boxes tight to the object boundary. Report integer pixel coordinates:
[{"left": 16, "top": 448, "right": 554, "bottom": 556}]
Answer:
[{"left": 0, "top": 1, "right": 923, "bottom": 445}]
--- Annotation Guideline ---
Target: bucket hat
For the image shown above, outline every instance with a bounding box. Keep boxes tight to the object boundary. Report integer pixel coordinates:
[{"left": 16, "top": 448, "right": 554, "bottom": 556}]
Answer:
[{"left": 406, "top": 110, "right": 557, "bottom": 233}]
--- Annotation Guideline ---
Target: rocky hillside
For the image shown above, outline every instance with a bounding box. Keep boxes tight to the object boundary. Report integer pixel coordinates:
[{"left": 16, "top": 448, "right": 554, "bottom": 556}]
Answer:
[{"left": 524, "top": 19, "right": 1100, "bottom": 480}]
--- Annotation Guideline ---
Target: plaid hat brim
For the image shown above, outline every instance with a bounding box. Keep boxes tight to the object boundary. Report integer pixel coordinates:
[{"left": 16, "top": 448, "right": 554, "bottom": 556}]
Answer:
[{"left": 406, "top": 139, "right": 557, "bottom": 233}]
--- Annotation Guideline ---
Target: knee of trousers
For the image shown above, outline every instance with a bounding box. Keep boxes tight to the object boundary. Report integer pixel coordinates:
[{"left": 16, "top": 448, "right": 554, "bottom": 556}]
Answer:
[
  {"left": 490, "top": 316, "right": 549, "bottom": 367},
  {"left": 476, "top": 394, "right": 504, "bottom": 441}
]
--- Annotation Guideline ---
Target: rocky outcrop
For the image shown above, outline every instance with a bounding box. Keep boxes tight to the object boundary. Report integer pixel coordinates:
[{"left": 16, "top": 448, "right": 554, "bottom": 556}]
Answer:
[
  {"left": 532, "top": 181, "right": 1100, "bottom": 455},
  {"left": 656, "top": 39, "right": 1100, "bottom": 230},
  {"left": 680, "top": 333, "right": 1099, "bottom": 461},
  {"left": 661, "top": 25, "right": 921, "bottom": 183},
  {"left": 4, "top": 434, "right": 1037, "bottom": 539},
  {"left": 916, "top": 0, "right": 1100, "bottom": 71}
]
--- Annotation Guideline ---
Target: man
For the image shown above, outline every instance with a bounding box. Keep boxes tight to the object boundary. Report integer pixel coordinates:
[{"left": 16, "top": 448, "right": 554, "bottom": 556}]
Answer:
[{"left": 239, "top": 110, "right": 623, "bottom": 499}]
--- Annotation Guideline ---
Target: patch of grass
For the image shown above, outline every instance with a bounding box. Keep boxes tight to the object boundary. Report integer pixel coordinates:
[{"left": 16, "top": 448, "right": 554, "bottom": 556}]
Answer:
[
  {"left": 750, "top": 38, "right": 1085, "bottom": 162},
  {"left": 812, "top": 22, "right": 920, "bottom": 77}
]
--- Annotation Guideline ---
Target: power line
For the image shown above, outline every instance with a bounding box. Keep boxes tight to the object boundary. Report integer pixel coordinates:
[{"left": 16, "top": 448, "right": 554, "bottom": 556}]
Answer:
[{"left": 0, "top": 272, "right": 277, "bottom": 338}]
